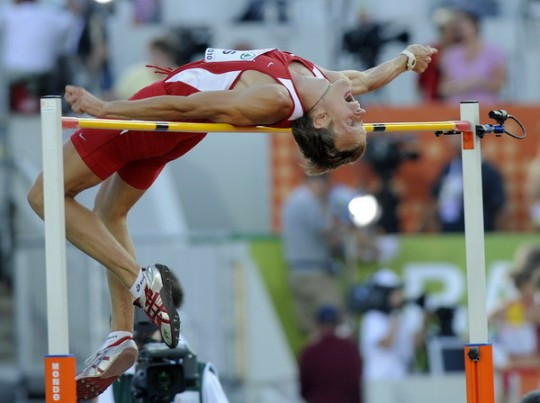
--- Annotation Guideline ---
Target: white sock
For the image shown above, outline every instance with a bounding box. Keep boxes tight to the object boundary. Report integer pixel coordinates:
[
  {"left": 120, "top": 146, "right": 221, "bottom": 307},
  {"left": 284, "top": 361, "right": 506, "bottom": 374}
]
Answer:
[
  {"left": 129, "top": 269, "right": 146, "bottom": 299},
  {"left": 102, "top": 331, "right": 133, "bottom": 348}
]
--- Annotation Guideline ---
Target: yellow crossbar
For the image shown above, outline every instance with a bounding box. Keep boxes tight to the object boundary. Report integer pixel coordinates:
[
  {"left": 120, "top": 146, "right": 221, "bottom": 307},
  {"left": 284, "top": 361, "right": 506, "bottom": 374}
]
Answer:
[{"left": 62, "top": 117, "right": 470, "bottom": 133}]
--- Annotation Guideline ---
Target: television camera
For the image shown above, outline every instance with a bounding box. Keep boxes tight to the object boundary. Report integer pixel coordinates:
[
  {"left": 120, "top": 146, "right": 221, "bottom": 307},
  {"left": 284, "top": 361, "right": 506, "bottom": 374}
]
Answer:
[
  {"left": 347, "top": 278, "right": 426, "bottom": 314},
  {"left": 131, "top": 341, "right": 199, "bottom": 403}
]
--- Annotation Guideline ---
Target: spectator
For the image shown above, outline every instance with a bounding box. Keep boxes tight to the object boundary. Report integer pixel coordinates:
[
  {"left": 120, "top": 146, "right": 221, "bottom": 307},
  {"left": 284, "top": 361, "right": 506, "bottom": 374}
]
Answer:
[
  {"left": 298, "top": 305, "right": 362, "bottom": 403},
  {"left": 526, "top": 143, "right": 540, "bottom": 230},
  {"left": 360, "top": 269, "right": 426, "bottom": 402},
  {"left": 429, "top": 136, "right": 506, "bottom": 232},
  {"left": 514, "top": 245, "right": 540, "bottom": 354},
  {"left": 0, "top": 0, "right": 74, "bottom": 113},
  {"left": 67, "top": 0, "right": 113, "bottom": 97},
  {"left": 417, "top": 7, "right": 459, "bottom": 102},
  {"left": 490, "top": 269, "right": 539, "bottom": 365},
  {"left": 282, "top": 174, "right": 344, "bottom": 336},
  {"left": 439, "top": 8, "right": 506, "bottom": 105},
  {"left": 512, "top": 245, "right": 540, "bottom": 281},
  {"left": 489, "top": 250, "right": 540, "bottom": 402},
  {"left": 114, "top": 35, "right": 179, "bottom": 100}
]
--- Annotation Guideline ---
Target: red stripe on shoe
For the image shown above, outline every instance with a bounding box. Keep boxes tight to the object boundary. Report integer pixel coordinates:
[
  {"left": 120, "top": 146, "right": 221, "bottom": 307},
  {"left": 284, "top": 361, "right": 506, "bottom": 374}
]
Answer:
[{"left": 103, "top": 335, "right": 134, "bottom": 349}]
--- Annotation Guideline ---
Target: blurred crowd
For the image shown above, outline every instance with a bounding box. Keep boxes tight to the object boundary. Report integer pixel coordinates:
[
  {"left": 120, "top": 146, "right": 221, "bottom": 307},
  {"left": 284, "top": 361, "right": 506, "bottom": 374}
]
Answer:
[
  {"left": 281, "top": 171, "right": 540, "bottom": 402},
  {"left": 0, "top": 0, "right": 513, "bottom": 112},
  {"left": 490, "top": 245, "right": 540, "bottom": 403},
  {"left": 278, "top": 119, "right": 538, "bottom": 403},
  {"left": 1, "top": 0, "right": 112, "bottom": 113}
]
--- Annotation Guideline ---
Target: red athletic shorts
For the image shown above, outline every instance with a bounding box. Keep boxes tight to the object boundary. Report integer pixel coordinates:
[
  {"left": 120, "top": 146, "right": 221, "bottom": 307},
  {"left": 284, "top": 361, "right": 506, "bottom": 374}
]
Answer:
[{"left": 70, "top": 80, "right": 206, "bottom": 189}]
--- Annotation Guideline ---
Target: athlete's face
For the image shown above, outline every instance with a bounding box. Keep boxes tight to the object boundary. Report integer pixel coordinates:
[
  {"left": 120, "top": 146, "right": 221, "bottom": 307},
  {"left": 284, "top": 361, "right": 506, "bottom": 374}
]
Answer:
[{"left": 313, "top": 79, "right": 367, "bottom": 151}]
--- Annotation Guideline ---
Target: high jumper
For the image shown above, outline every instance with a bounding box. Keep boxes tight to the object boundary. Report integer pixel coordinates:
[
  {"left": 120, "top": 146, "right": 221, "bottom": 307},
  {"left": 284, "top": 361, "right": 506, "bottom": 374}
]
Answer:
[{"left": 28, "top": 44, "right": 436, "bottom": 400}]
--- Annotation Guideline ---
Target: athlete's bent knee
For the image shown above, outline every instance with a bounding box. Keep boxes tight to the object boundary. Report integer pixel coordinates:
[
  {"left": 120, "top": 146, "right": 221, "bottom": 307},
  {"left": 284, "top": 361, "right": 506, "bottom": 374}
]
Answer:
[{"left": 94, "top": 205, "right": 127, "bottom": 227}]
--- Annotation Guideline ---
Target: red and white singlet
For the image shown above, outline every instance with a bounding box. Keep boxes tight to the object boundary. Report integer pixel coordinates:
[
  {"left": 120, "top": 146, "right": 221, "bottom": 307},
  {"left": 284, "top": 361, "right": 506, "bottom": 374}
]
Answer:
[{"left": 162, "top": 48, "right": 327, "bottom": 127}]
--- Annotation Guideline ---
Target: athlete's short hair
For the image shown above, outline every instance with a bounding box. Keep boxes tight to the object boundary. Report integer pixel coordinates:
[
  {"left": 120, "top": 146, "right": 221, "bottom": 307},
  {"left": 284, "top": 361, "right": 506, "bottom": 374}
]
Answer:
[{"left": 291, "top": 113, "right": 365, "bottom": 175}]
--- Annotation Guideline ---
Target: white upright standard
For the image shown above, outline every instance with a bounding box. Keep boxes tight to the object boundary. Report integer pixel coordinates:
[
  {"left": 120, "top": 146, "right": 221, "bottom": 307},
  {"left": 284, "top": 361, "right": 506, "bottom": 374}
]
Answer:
[
  {"left": 460, "top": 100, "right": 494, "bottom": 403},
  {"left": 41, "top": 96, "right": 69, "bottom": 353},
  {"left": 460, "top": 100, "right": 488, "bottom": 344},
  {"left": 41, "top": 96, "right": 76, "bottom": 402}
]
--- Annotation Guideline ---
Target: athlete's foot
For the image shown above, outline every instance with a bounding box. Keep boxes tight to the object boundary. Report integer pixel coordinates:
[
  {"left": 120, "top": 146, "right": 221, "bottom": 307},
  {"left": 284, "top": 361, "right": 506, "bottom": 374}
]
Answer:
[
  {"left": 76, "top": 334, "right": 138, "bottom": 401},
  {"left": 133, "top": 264, "right": 180, "bottom": 348}
]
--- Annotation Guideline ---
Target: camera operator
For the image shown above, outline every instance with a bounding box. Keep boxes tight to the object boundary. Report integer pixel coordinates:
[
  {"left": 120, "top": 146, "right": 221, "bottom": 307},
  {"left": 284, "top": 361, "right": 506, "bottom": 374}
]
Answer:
[
  {"left": 358, "top": 269, "right": 426, "bottom": 401},
  {"left": 98, "top": 268, "right": 229, "bottom": 403}
]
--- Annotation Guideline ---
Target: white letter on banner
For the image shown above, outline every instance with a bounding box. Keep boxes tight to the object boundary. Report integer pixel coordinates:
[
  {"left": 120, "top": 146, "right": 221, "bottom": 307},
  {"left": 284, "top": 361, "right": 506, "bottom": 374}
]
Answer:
[{"left": 404, "top": 263, "right": 464, "bottom": 308}]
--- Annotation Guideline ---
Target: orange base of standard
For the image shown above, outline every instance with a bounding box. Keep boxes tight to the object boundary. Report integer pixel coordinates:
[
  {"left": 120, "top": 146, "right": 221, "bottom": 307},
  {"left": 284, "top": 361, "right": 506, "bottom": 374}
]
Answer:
[
  {"left": 465, "top": 344, "right": 495, "bottom": 403},
  {"left": 44, "top": 355, "right": 76, "bottom": 402}
]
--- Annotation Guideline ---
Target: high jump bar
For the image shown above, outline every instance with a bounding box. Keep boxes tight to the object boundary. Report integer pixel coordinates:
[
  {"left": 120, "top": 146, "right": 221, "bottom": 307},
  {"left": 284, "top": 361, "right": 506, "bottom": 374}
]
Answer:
[
  {"left": 44, "top": 102, "right": 491, "bottom": 402},
  {"left": 62, "top": 116, "right": 471, "bottom": 133}
]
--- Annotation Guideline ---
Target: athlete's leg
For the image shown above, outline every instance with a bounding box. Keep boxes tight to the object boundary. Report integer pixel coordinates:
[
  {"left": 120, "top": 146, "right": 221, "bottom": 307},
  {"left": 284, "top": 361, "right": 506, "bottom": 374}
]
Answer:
[
  {"left": 28, "top": 141, "right": 143, "bottom": 399},
  {"left": 28, "top": 140, "right": 179, "bottom": 342},
  {"left": 27, "top": 140, "right": 140, "bottom": 288},
  {"left": 28, "top": 135, "right": 180, "bottom": 400},
  {"left": 93, "top": 174, "right": 147, "bottom": 333}
]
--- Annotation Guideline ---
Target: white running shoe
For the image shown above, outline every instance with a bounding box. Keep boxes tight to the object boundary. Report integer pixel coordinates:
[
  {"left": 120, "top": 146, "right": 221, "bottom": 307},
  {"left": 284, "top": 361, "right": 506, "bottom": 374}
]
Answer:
[
  {"left": 133, "top": 264, "right": 180, "bottom": 348},
  {"left": 76, "top": 335, "right": 138, "bottom": 401}
]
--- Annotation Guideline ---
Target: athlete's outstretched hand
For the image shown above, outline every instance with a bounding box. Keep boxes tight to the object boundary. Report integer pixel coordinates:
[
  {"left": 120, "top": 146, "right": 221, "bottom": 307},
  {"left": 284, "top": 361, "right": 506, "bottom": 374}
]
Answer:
[
  {"left": 404, "top": 44, "right": 438, "bottom": 73},
  {"left": 65, "top": 85, "right": 106, "bottom": 117}
]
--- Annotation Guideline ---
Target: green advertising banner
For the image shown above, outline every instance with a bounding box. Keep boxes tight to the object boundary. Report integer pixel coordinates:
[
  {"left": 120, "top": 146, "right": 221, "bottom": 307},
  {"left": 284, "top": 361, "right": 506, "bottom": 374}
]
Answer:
[{"left": 250, "top": 233, "right": 540, "bottom": 353}]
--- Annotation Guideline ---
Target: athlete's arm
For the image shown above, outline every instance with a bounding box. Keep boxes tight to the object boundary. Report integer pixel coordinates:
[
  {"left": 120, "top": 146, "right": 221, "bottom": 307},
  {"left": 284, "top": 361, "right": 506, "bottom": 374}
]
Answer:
[
  {"left": 319, "top": 44, "right": 437, "bottom": 95},
  {"left": 65, "top": 84, "right": 292, "bottom": 126}
]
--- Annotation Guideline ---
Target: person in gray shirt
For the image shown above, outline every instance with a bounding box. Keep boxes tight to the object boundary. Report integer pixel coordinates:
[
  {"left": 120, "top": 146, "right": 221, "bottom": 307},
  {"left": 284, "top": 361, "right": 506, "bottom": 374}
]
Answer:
[{"left": 282, "top": 174, "right": 343, "bottom": 335}]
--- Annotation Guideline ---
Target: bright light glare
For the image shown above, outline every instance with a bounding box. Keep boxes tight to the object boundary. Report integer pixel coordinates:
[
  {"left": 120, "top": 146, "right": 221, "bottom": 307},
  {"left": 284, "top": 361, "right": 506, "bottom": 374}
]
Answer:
[
  {"left": 94, "top": 0, "right": 113, "bottom": 3},
  {"left": 348, "top": 195, "right": 380, "bottom": 227}
]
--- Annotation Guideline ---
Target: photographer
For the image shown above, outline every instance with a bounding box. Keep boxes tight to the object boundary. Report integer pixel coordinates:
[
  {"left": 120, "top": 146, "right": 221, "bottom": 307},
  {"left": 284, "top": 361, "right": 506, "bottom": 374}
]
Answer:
[
  {"left": 358, "top": 269, "right": 426, "bottom": 401},
  {"left": 98, "top": 269, "right": 229, "bottom": 403}
]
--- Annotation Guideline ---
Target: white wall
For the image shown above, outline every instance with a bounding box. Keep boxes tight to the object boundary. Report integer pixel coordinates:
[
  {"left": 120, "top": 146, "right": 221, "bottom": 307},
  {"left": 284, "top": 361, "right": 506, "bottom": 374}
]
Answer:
[{"left": 168, "top": 133, "right": 272, "bottom": 234}]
